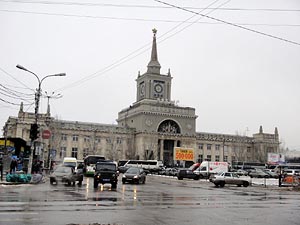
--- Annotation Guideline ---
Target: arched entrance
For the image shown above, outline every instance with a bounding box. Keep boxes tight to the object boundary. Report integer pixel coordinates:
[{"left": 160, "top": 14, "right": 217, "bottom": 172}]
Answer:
[{"left": 157, "top": 120, "right": 181, "bottom": 167}]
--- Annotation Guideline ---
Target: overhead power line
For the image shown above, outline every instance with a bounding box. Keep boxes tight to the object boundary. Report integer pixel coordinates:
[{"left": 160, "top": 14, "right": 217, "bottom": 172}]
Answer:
[
  {"left": 153, "top": 0, "right": 300, "bottom": 46},
  {"left": 54, "top": 0, "right": 227, "bottom": 92},
  {"left": 1, "top": 9, "right": 299, "bottom": 27},
  {"left": 1, "top": 0, "right": 300, "bottom": 12}
]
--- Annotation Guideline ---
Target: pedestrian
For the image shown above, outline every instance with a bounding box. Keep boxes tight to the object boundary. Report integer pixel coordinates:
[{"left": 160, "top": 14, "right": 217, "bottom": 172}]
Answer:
[{"left": 10, "top": 158, "right": 18, "bottom": 174}]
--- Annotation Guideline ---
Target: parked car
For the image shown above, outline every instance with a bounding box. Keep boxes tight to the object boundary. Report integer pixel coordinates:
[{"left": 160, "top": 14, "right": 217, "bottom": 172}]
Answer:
[
  {"left": 209, "top": 172, "right": 250, "bottom": 187},
  {"left": 177, "top": 163, "right": 200, "bottom": 180},
  {"left": 94, "top": 161, "right": 118, "bottom": 189},
  {"left": 165, "top": 168, "right": 179, "bottom": 176},
  {"left": 50, "top": 165, "right": 83, "bottom": 186},
  {"left": 122, "top": 167, "right": 146, "bottom": 184},
  {"left": 263, "top": 169, "right": 279, "bottom": 178},
  {"left": 118, "top": 165, "right": 129, "bottom": 173},
  {"left": 235, "top": 169, "right": 248, "bottom": 176},
  {"left": 248, "top": 169, "right": 270, "bottom": 178}
]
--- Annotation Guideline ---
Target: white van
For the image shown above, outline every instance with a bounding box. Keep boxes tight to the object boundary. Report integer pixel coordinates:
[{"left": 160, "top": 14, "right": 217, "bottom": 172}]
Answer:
[
  {"left": 194, "top": 161, "right": 229, "bottom": 178},
  {"left": 124, "top": 160, "right": 163, "bottom": 173},
  {"left": 63, "top": 157, "right": 77, "bottom": 171}
]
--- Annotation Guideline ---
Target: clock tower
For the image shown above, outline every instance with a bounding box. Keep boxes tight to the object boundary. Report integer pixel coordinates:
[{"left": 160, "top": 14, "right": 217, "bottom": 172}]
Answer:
[
  {"left": 136, "top": 29, "right": 172, "bottom": 102},
  {"left": 118, "top": 29, "right": 197, "bottom": 164}
]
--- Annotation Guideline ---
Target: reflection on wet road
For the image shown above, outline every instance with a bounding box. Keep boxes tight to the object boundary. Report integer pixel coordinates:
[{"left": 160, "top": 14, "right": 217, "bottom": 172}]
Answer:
[{"left": 0, "top": 175, "right": 300, "bottom": 225}]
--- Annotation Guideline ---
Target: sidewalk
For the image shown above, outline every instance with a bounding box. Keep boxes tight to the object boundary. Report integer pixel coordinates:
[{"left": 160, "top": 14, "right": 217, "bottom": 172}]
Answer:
[{"left": 0, "top": 173, "right": 47, "bottom": 185}]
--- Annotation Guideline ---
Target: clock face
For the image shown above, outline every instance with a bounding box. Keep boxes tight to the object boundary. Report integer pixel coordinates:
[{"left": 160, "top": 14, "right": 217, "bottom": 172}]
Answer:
[{"left": 154, "top": 83, "right": 163, "bottom": 93}]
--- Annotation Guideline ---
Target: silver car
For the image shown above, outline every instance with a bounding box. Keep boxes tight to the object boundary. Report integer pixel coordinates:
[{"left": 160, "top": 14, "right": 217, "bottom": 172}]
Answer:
[{"left": 210, "top": 172, "right": 250, "bottom": 187}]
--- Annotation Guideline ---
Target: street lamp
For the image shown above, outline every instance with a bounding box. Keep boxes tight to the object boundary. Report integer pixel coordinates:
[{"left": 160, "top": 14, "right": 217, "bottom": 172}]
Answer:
[{"left": 16, "top": 64, "right": 66, "bottom": 173}]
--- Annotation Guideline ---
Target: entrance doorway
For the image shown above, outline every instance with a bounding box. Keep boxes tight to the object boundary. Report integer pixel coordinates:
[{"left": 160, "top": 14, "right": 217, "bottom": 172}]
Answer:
[{"left": 162, "top": 139, "right": 180, "bottom": 167}]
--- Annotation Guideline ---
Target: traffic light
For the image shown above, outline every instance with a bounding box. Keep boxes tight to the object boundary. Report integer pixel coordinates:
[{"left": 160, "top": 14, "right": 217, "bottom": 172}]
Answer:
[{"left": 30, "top": 123, "right": 39, "bottom": 141}]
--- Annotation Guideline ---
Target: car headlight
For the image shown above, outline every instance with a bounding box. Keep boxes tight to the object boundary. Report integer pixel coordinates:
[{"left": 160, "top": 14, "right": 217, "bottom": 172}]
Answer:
[
  {"left": 122, "top": 175, "right": 126, "bottom": 178},
  {"left": 134, "top": 175, "right": 138, "bottom": 179}
]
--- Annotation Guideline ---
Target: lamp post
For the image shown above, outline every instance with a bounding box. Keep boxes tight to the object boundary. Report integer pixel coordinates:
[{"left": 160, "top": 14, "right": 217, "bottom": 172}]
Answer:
[{"left": 16, "top": 64, "right": 66, "bottom": 174}]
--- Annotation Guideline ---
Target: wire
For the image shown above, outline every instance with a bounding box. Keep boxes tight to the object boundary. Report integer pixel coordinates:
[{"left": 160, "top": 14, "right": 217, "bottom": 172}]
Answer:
[
  {"left": 153, "top": 0, "right": 300, "bottom": 46},
  {"left": 1, "top": 9, "right": 300, "bottom": 27},
  {"left": 55, "top": 0, "right": 227, "bottom": 92},
  {"left": 1, "top": 0, "right": 300, "bottom": 12},
  {"left": 0, "top": 67, "right": 32, "bottom": 90}
]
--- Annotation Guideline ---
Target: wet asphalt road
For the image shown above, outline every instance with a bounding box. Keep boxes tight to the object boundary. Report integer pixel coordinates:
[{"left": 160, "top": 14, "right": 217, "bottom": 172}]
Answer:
[{"left": 0, "top": 175, "right": 300, "bottom": 225}]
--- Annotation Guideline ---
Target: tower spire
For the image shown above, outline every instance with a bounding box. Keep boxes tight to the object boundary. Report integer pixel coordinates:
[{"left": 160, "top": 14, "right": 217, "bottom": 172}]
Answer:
[{"left": 147, "top": 28, "right": 161, "bottom": 74}]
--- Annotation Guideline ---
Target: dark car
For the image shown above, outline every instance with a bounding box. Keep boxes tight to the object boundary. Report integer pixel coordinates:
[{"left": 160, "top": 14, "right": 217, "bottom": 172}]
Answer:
[
  {"left": 94, "top": 161, "right": 118, "bottom": 189},
  {"left": 177, "top": 163, "right": 200, "bottom": 180},
  {"left": 122, "top": 167, "right": 146, "bottom": 184},
  {"left": 50, "top": 165, "right": 83, "bottom": 186}
]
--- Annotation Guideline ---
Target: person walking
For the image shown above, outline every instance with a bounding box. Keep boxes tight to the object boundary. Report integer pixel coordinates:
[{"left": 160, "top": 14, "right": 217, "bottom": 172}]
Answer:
[{"left": 10, "top": 158, "right": 18, "bottom": 174}]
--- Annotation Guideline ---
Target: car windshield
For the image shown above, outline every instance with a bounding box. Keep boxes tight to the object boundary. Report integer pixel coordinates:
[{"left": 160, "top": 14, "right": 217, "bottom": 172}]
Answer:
[
  {"left": 55, "top": 166, "right": 72, "bottom": 173},
  {"left": 126, "top": 167, "right": 140, "bottom": 174},
  {"left": 64, "top": 162, "right": 76, "bottom": 168},
  {"left": 96, "top": 163, "right": 116, "bottom": 171}
]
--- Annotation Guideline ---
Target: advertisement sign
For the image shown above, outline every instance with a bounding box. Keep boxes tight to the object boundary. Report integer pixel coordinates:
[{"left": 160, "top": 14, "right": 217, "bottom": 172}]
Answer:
[
  {"left": 267, "top": 153, "right": 285, "bottom": 164},
  {"left": 174, "top": 147, "right": 194, "bottom": 161}
]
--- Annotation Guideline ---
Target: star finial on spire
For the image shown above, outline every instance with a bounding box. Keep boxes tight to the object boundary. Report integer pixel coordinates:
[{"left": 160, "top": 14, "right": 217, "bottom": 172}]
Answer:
[{"left": 152, "top": 28, "right": 157, "bottom": 36}]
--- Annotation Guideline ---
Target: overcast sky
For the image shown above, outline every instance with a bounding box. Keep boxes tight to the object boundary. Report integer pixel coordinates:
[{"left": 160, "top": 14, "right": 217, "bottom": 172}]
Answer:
[{"left": 0, "top": 0, "right": 299, "bottom": 151}]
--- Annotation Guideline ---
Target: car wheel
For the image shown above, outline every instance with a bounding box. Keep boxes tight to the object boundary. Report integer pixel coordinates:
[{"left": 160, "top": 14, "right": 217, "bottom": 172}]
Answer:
[
  {"left": 111, "top": 183, "right": 117, "bottom": 189},
  {"left": 78, "top": 180, "right": 82, "bottom": 186},
  {"left": 143, "top": 178, "right": 146, "bottom": 184},
  {"left": 67, "top": 181, "right": 71, "bottom": 186},
  {"left": 220, "top": 181, "right": 225, "bottom": 187},
  {"left": 214, "top": 183, "right": 219, "bottom": 187},
  {"left": 177, "top": 176, "right": 183, "bottom": 180},
  {"left": 237, "top": 184, "right": 242, "bottom": 187},
  {"left": 243, "top": 181, "right": 249, "bottom": 187},
  {"left": 122, "top": 180, "right": 126, "bottom": 184},
  {"left": 193, "top": 175, "right": 200, "bottom": 180}
]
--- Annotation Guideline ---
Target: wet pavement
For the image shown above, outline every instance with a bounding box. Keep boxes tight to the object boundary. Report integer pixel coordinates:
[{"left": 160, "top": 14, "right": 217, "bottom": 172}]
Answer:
[{"left": 0, "top": 175, "right": 300, "bottom": 225}]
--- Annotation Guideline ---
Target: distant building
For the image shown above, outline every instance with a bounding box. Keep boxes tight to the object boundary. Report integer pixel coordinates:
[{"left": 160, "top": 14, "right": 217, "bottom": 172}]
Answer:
[{"left": 2, "top": 29, "right": 280, "bottom": 167}]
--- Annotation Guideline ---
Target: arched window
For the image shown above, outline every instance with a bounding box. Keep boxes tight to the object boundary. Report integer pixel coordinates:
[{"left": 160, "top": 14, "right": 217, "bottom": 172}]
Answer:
[{"left": 158, "top": 120, "right": 181, "bottom": 134}]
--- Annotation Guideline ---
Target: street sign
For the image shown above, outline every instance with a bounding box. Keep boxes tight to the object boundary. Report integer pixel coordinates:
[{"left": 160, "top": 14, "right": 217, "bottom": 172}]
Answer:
[{"left": 42, "top": 130, "right": 51, "bottom": 139}]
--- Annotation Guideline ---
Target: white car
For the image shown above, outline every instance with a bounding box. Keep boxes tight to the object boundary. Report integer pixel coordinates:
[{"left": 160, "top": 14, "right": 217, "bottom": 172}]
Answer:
[{"left": 209, "top": 172, "right": 250, "bottom": 187}]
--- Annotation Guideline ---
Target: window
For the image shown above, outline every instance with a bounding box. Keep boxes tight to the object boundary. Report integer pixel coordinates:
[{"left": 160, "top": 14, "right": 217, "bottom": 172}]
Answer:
[
  {"left": 61, "top": 134, "right": 67, "bottom": 141},
  {"left": 72, "top": 135, "right": 78, "bottom": 142},
  {"left": 84, "top": 136, "right": 90, "bottom": 142},
  {"left": 60, "top": 147, "right": 66, "bottom": 158},
  {"left": 207, "top": 144, "right": 212, "bottom": 150},
  {"left": 198, "top": 154, "right": 203, "bottom": 163},
  {"left": 247, "top": 147, "right": 251, "bottom": 153},
  {"left": 206, "top": 155, "right": 211, "bottom": 161},
  {"left": 106, "top": 138, "right": 111, "bottom": 143},
  {"left": 116, "top": 137, "right": 122, "bottom": 144},
  {"left": 198, "top": 143, "right": 203, "bottom": 150},
  {"left": 95, "top": 137, "right": 101, "bottom": 143},
  {"left": 83, "top": 148, "right": 89, "bottom": 157},
  {"left": 232, "top": 156, "right": 236, "bottom": 162},
  {"left": 224, "top": 156, "right": 228, "bottom": 162},
  {"left": 215, "top": 144, "right": 220, "bottom": 151},
  {"left": 71, "top": 147, "right": 78, "bottom": 158},
  {"left": 215, "top": 155, "right": 220, "bottom": 162}
]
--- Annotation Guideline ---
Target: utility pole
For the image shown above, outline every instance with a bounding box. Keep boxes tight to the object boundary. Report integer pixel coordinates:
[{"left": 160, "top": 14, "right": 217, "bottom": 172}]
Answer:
[
  {"left": 16, "top": 64, "right": 65, "bottom": 174},
  {"left": 44, "top": 91, "right": 62, "bottom": 169}
]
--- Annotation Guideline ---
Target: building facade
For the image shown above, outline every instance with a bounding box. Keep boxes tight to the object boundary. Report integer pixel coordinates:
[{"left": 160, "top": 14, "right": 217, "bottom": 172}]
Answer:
[{"left": 2, "top": 29, "right": 280, "bottom": 167}]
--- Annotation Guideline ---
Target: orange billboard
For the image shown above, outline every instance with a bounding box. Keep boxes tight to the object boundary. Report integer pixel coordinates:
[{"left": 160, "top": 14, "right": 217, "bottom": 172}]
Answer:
[{"left": 174, "top": 147, "right": 194, "bottom": 161}]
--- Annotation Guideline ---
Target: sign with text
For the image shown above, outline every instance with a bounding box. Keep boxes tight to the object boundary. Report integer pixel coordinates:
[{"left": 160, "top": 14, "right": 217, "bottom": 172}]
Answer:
[
  {"left": 267, "top": 153, "right": 285, "bottom": 164},
  {"left": 174, "top": 147, "right": 194, "bottom": 161}
]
